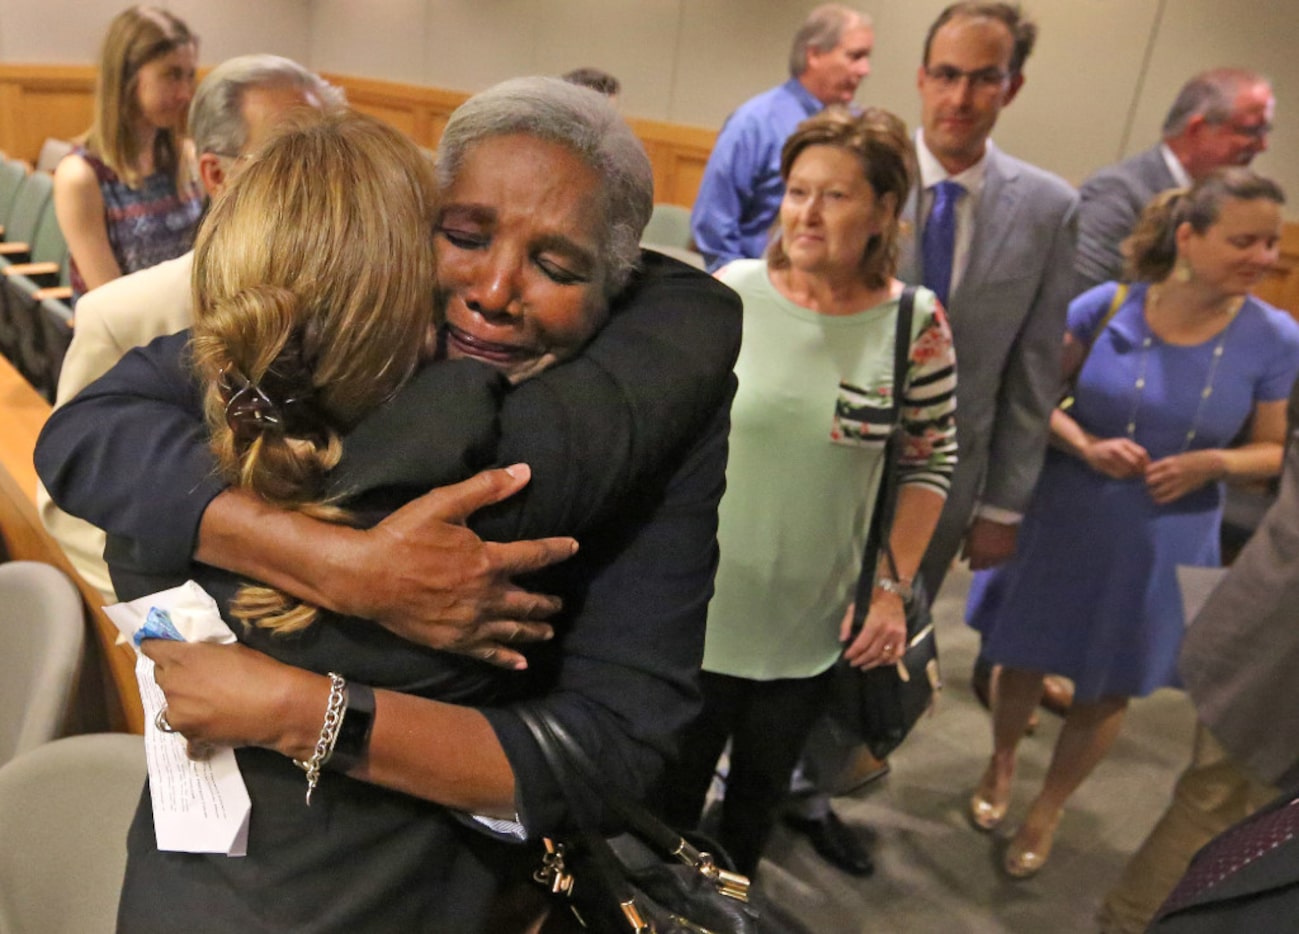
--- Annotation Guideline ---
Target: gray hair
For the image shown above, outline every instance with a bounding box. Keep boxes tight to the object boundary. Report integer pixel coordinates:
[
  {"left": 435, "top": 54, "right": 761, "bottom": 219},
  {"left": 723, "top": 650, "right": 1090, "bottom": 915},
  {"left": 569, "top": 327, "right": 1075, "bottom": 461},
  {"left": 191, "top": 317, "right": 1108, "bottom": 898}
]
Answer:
[
  {"left": 1162, "top": 68, "right": 1271, "bottom": 138},
  {"left": 189, "top": 54, "right": 345, "bottom": 158},
  {"left": 789, "top": 5, "right": 872, "bottom": 78},
  {"left": 436, "top": 76, "right": 653, "bottom": 297}
]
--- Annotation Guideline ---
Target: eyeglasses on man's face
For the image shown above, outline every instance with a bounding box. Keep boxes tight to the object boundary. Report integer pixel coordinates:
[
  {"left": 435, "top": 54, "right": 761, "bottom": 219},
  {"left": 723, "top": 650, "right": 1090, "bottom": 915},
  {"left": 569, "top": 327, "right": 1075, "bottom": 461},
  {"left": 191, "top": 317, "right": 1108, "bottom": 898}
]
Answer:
[
  {"left": 1217, "top": 120, "right": 1272, "bottom": 141},
  {"left": 923, "top": 65, "right": 1010, "bottom": 93}
]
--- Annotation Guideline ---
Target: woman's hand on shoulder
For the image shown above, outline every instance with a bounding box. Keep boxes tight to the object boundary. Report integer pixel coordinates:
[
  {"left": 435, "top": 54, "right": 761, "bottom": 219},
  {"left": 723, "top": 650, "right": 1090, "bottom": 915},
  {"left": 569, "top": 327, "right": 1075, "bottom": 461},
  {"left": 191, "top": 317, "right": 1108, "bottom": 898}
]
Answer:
[
  {"left": 339, "top": 467, "right": 577, "bottom": 668},
  {"left": 1082, "top": 436, "right": 1150, "bottom": 479},
  {"left": 1144, "top": 449, "right": 1225, "bottom": 504}
]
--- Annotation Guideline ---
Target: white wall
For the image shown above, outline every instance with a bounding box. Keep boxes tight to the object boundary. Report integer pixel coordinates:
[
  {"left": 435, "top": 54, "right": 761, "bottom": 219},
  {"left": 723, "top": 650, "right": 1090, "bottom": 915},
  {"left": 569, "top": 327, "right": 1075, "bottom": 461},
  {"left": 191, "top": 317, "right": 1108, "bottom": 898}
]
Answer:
[
  {"left": 0, "top": 0, "right": 310, "bottom": 67},
  {"left": 0, "top": 0, "right": 1293, "bottom": 207}
]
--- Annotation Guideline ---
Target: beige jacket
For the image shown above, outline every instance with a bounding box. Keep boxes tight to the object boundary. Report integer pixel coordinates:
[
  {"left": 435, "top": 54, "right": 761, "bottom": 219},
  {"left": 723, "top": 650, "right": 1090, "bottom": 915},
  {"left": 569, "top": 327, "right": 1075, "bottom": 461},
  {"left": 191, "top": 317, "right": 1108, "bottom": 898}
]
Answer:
[{"left": 37, "top": 251, "right": 195, "bottom": 601}]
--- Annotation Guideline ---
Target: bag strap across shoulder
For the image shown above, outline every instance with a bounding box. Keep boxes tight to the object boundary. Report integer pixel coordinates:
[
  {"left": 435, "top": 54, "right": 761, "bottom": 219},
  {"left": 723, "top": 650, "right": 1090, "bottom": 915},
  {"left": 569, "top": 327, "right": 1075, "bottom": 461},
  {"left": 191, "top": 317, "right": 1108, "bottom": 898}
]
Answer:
[
  {"left": 519, "top": 707, "right": 681, "bottom": 853},
  {"left": 850, "top": 286, "right": 916, "bottom": 629},
  {"left": 1062, "top": 283, "right": 1128, "bottom": 410}
]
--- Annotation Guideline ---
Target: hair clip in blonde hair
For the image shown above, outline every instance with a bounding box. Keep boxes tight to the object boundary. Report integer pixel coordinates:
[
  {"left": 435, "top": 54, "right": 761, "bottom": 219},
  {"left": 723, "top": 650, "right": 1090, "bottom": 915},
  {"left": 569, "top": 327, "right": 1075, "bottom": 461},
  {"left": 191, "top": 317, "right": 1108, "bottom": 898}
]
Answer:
[{"left": 218, "top": 365, "right": 289, "bottom": 446}]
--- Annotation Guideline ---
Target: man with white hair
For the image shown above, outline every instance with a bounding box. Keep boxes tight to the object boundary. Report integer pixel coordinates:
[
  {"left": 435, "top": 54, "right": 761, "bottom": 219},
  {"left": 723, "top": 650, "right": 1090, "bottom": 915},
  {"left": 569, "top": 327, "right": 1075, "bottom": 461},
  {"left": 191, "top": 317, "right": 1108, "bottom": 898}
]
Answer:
[
  {"left": 37, "top": 54, "right": 343, "bottom": 601},
  {"left": 690, "top": 3, "right": 874, "bottom": 271}
]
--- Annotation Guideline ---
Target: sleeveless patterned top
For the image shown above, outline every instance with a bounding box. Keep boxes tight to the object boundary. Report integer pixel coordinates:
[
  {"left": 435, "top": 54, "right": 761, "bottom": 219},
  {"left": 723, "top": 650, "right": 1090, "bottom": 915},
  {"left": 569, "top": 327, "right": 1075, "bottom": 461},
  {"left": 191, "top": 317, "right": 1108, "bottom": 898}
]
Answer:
[{"left": 68, "top": 146, "right": 203, "bottom": 305}]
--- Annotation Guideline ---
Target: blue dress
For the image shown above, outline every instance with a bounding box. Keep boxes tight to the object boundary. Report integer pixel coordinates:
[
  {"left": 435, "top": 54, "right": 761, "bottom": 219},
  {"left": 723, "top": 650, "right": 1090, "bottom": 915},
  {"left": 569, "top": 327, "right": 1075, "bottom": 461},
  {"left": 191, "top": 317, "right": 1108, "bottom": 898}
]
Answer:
[{"left": 968, "top": 282, "right": 1299, "bottom": 702}]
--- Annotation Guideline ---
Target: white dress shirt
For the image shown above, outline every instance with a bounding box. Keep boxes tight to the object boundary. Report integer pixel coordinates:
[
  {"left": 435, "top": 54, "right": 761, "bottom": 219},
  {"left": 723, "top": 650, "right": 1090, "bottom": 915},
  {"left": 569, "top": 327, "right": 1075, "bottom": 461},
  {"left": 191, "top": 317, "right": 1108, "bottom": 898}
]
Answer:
[
  {"left": 915, "top": 131, "right": 990, "bottom": 299},
  {"left": 1160, "top": 142, "right": 1193, "bottom": 188}
]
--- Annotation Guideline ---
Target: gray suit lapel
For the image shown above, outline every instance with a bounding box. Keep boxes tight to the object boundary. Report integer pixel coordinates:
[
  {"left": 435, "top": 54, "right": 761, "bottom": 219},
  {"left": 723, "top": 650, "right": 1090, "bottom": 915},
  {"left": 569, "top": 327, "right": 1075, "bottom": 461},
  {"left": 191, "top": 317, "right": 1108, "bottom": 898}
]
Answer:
[
  {"left": 1138, "top": 144, "right": 1177, "bottom": 192},
  {"left": 956, "top": 148, "right": 1022, "bottom": 301}
]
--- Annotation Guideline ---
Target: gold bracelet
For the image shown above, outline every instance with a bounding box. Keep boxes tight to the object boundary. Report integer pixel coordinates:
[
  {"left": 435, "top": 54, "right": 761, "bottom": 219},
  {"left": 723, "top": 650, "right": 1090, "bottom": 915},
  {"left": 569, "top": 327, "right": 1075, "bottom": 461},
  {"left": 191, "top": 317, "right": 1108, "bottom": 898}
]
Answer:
[{"left": 293, "top": 672, "right": 347, "bottom": 806}]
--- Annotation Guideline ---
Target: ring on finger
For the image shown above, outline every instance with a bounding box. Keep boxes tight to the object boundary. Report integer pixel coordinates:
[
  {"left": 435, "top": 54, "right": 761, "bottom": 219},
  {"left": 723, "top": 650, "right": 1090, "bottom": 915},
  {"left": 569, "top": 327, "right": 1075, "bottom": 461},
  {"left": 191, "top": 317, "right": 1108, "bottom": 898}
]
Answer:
[{"left": 155, "top": 707, "right": 180, "bottom": 734}]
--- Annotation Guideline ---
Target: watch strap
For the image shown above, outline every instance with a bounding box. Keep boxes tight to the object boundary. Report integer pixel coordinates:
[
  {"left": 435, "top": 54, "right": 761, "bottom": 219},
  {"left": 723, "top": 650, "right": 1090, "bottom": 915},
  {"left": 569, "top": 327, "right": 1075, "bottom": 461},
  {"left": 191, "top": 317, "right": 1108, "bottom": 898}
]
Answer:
[{"left": 327, "top": 681, "right": 375, "bottom": 773}]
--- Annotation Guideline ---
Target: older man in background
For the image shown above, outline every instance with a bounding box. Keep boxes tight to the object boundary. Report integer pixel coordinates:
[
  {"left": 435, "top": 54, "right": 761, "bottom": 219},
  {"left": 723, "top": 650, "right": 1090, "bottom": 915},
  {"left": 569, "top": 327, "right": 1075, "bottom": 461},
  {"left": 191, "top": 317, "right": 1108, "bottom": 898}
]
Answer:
[
  {"left": 1075, "top": 68, "right": 1274, "bottom": 292},
  {"left": 690, "top": 3, "right": 873, "bottom": 271},
  {"left": 36, "top": 54, "right": 343, "bottom": 601}
]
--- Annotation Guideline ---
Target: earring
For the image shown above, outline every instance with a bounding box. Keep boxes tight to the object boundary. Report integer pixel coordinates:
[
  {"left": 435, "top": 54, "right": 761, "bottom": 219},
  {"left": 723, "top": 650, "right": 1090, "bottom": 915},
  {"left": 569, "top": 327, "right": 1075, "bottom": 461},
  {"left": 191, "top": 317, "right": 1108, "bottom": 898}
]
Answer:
[{"left": 1173, "top": 257, "right": 1193, "bottom": 284}]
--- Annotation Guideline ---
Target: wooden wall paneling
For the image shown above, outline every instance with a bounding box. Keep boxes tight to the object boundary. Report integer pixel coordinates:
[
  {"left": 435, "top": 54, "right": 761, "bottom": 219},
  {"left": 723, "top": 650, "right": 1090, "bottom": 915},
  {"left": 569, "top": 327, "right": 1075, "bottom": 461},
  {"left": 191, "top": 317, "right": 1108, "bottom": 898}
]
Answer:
[
  {"left": 325, "top": 73, "right": 467, "bottom": 150},
  {"left": 627, "top": 115, "right": 714, "bottom": 207},
  {"left": 347, "top": 99, "right": 421, "bottom": 139},
  {"left": 1254, "top": 224, "right": 1299, "bottom": 324},
  {"left": 0, "top": 81, "right": 19, "bottom": 159},
  {"left": 0, "top": 64, "right": 93, "bottom": 163}
]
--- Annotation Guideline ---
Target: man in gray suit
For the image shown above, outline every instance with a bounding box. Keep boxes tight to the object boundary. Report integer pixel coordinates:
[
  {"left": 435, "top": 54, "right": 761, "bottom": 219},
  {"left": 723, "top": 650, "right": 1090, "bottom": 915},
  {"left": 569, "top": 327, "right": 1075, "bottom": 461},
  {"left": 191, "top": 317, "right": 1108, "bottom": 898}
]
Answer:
[
  {"left": 1075, "top": 68, "right": 1274, "bottom": 293},
  {"left": 903, "top": 1, "right": 1078, "bottom": 595},
  {"left": 1098, "top": 378, "right": 1299, "bottom": 932}
]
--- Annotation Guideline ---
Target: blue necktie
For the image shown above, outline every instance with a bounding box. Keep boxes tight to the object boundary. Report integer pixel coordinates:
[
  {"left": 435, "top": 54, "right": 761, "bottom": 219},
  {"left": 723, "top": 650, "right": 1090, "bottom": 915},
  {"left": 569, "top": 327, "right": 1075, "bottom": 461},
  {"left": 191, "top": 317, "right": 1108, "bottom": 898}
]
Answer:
[{"left": 922, "top": 180, "right": 963, "bottom": 308}]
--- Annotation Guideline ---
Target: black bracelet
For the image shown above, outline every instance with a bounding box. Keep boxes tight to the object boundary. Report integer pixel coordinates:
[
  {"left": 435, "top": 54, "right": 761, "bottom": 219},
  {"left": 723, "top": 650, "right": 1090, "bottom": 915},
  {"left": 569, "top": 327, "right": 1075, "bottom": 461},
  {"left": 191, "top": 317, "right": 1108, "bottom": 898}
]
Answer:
[{"left": 326, "top": 681, "right": 376, "bottom": 774}]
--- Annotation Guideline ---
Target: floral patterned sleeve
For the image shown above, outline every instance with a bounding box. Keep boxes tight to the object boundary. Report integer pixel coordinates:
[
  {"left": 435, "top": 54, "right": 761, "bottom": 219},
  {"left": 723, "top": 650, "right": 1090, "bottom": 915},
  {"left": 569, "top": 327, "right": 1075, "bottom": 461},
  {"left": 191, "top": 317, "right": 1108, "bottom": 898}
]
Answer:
[{"left": 899, "top": 299, "right": 958, "bottom": 496}]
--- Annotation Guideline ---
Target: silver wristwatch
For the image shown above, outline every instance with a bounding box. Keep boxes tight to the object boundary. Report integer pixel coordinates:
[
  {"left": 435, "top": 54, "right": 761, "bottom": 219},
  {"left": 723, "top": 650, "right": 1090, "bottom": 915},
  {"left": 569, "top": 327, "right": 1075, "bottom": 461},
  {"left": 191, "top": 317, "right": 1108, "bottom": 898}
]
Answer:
[{"left": 874, "top": 576, "right": 914, "bottom": 602}]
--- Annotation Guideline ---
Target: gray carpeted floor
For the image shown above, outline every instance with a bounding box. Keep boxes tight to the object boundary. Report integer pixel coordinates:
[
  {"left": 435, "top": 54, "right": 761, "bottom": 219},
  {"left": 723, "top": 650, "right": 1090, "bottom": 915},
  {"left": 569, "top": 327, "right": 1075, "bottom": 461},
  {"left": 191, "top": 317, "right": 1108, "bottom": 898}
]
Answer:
[{"left": 754, "top": 565, "right": 1196, "bottom": 933}]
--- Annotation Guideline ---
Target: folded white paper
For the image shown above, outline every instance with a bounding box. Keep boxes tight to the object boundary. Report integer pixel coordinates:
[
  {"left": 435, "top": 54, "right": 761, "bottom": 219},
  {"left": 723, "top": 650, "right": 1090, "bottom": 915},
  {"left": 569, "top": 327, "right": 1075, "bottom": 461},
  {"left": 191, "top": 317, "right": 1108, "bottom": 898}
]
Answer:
[{"left": 105, "top": 581, "right": 251, "bottom": 857}]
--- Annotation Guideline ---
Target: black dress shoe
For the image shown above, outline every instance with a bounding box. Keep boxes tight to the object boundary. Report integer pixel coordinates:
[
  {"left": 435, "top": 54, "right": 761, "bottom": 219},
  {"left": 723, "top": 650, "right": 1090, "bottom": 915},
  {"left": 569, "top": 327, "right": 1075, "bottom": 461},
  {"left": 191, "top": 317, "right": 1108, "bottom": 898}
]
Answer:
[{"left": 783, "top": 810, "right": 874, "bottom": 877}]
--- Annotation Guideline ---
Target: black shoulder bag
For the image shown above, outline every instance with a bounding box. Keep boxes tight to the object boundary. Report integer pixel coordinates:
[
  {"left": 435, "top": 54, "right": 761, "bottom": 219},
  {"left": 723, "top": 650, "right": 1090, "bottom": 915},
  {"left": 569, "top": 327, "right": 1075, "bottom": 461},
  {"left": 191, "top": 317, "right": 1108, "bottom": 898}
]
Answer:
[
  {"left": 828, "top": 286, "right": 942, "bottom": 760},
  {"left": 519, "top": 707, "right": 759, "bottom": 934}
]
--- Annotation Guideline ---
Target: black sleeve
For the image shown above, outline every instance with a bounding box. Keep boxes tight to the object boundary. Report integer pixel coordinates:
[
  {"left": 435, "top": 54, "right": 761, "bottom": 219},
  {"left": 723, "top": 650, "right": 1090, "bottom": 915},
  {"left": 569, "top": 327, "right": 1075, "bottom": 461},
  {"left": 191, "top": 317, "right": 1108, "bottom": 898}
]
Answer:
[
  {"left": 35, "top": 331, "right": 218, "bottom": 576},
  {"left": 481, "top": 387, "right": 734, "bottom": 834}
]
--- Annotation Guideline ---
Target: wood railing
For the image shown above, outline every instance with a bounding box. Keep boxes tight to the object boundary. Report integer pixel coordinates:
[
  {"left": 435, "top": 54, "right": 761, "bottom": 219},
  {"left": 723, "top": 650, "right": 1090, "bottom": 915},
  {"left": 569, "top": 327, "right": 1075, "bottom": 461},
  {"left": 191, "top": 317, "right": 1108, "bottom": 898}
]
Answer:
[
  {"left": 0, "top": 64, "right": 716, "bottom": 208},
  {"left": 316, "top": 72, "right": 721, "bottom": 209}
]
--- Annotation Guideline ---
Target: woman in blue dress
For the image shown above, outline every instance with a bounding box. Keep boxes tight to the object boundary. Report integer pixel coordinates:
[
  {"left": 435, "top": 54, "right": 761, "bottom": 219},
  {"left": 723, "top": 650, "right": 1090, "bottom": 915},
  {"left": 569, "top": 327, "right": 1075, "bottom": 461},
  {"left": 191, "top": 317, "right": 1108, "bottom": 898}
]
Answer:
[{"left": 965, "top": 168, "right": 1299, "bottom": 879}]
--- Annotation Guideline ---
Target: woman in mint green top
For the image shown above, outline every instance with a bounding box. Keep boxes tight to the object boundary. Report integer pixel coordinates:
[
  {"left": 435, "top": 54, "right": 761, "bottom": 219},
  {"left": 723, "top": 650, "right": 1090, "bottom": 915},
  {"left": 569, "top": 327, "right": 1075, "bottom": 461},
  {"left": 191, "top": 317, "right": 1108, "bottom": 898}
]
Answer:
[{"left": 661, "top": 108, "right": 957, "bottom": 877}]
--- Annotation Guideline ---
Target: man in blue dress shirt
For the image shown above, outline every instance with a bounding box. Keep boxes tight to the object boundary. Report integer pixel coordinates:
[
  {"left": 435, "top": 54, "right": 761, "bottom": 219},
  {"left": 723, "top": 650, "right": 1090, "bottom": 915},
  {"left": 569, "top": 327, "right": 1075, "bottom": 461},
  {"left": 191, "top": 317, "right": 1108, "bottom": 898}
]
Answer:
[{"left": 690, "top": 4, "right": 873, "bottom": 271}]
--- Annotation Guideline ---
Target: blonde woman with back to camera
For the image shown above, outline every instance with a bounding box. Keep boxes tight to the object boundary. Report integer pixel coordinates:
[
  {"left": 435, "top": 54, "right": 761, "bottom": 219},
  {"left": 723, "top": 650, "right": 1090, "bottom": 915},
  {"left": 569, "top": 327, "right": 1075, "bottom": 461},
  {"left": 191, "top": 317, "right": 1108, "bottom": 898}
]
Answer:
[
  {"left": 966, "top": 167, "right": 1299, "bottom": 879},
  {"left": 54, "top": 5, "right": 202, "bottom": 305}
]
